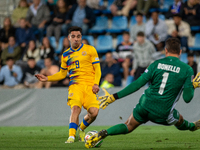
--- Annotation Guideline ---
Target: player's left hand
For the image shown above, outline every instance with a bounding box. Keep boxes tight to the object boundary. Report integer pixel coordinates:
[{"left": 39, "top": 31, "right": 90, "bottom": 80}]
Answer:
[
  {"left": 193, "top": 72, "right": 200, "bottom": 88},
  {"left": 98, "top": 88, "right": 116, "bottom": 109},
  {"left": 92, "top": 84, "right": 100, "bottom": 94}
]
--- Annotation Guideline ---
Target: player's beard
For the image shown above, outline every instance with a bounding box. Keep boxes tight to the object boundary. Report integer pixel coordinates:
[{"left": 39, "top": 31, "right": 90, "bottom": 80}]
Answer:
[{"left": 72, "top": 42, "right": 80, "bottom": 49}]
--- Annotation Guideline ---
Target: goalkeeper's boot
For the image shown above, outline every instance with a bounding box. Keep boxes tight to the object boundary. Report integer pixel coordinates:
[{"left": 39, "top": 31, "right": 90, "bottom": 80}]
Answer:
[
  {"left": 85, "top": 130, "right": 108, "bottom": 149},
  {"left": 191, "top": 120, "right": 200, "bottom": 131},
  {"left": 65, "top": 137, "right": 75, "bottom": 143},
  {"left": 78, "top": 127, "right": 85, "bottom": 142}
]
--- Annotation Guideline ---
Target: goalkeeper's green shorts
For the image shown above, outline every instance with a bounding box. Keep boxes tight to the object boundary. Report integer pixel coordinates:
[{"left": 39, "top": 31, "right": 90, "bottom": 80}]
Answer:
[{"left": 133, "top": 103, "right": 180, "bottom": 125}]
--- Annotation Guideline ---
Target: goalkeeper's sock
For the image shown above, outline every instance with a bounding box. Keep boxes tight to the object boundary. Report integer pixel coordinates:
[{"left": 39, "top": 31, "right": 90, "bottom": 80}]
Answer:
[
  {"left": 107, "top": 123, "right": 129, "bottom": 136},
  {"left": 80, "top": 119, "right": 90, "bottom": 131},
  {"left": 176, "top": 120, "right": 195, "bottom": 131},
  {"left": 69, "top": 122, "right": 78, "bottom": 137}
]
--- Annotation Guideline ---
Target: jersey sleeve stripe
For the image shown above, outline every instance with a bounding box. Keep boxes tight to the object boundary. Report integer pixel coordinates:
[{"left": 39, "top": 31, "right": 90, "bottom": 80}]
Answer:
[
  {"left": 60, "top": 67, "right": 67, "bottom": 70},
  {"left": 92, "top": 61, "right": 100, "bottom": 64}
]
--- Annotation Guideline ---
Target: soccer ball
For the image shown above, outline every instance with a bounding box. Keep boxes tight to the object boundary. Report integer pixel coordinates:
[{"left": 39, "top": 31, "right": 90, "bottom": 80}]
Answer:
[{"left": 84, "top": 130, "right": 103, "bottom": 147}]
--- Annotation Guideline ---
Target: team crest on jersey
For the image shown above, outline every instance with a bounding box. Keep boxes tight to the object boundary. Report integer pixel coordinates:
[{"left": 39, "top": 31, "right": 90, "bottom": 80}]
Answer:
[
  {"left": 69, "top": 93, "right": 73, "bottom": 97},
  {"left": 82, "top": 51, "right": 87, "bottom": 56}
]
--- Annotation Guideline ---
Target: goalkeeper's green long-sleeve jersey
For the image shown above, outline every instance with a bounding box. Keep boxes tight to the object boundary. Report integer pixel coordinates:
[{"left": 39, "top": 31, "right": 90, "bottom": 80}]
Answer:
[{"left": 115, "top": 56, "right": 194, "bottom": 118}]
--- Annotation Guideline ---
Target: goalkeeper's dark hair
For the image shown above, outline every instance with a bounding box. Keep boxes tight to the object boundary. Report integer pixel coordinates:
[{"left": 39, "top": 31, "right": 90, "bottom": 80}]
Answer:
[
  {"left": 68, "top": 26, "right": 82, "bottom": 34},
  {"left": 165, "top": 38, "right": 181, "bottom": 54}
]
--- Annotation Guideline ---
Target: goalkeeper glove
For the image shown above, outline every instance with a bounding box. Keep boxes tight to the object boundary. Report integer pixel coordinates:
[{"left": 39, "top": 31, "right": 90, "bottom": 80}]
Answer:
[
  {"left": 193, "top": 72, "right": 200, "bottom": 88},
  {"left": 98, "top": 88, "right": 116, "bottom": 109}
]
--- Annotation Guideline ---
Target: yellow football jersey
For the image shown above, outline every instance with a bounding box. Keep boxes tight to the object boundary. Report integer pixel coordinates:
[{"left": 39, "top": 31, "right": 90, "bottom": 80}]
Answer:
[{"left": 61, "top": 43, "right": 100, "bottom": 86}]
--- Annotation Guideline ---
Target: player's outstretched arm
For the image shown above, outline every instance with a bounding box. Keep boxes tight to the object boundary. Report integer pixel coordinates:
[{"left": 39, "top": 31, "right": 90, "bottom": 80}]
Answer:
[
  {"left": 35, "top": 69, "right": 68, "bottom": 82},
  {"left": 98, "top": 76, "right": 148, "bottom": 109},
  {"left": 35, "top": 74, "right": 48, "bottom": 82},
  {"left": 193, "top": 72, "right": 200, "bottom": 88},
  {"left": 92, "top": 63, "right": 101, "bottom": 94}
]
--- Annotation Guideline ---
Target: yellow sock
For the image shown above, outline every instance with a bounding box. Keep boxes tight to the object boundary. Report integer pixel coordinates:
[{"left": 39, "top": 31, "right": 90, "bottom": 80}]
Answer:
[
  {"left": 69, "top": 122, "right": 78, "bottom": 137},
  {"left": 80, "top": 119, "right": 90, "bottom": 131}
]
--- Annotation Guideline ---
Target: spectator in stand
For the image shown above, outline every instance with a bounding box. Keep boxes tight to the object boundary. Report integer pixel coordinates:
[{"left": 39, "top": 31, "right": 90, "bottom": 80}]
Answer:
[
  {"left": 165, "top": 14, "right": 191, "bottom": 52},
  {"left": 23, "top": 40, "right": 40, "bottom": 63},
  {"left": 110, "top": 0, "right": 137, "bottom": 16},
  {"left": 187, "top": 52, "right": 197, "bottom": 76},
  {"left": 62, "top": 0, "right": 96, "bottom": 35},
  {"left": 26, "top": 0, "right": 50, "bottom": 42},
  {"left": 15, "top": 18, "right": 35, "bottom": 52},
  {"left": 61, "top": 37, "right": 70, "bottom": 53},
  {"left": 183, "top": 0, "right": 200, "bottom": 26},
  {"left": 145, "top": 11, "right": 168, "bottom": 51},
  {"left": 137, "top": 0, "right": 159, "bottom": 16},
  {"left": 11, "top": 0, "right": 29, "bottom": 27},
  {"left": 23, "top": 57, "right": 41, "bottom": 88},
  {"left": 130, "top": 12, "right": 146, "bottom": 42},
  {"left": 36, "top": 57, "right": 59, "bottom": 88},
  {"left": 0, "top": 57, "right": 23, "bottom": 89},
  {"left": 46, "top": 0, "right": 68, "bottom": 46},
  {"left": 0, "top": 17, "right": 15, "bottom": 50},
  {"left": 100, "top": 73, "right": 114, "bottom": 89},
  {"left": 57, "top": 37, "right": 70, "bottom": 66},
  {"left": 130, "top": 32, "right": 156, "bottom": 81},
  {"left": 101, "top": 52, "right": 122, "bottom": 86},
  {"left": 114, "top": 31, "right": 133, "bottom": 80},
  {"left": 37, "top": 37, "right": 55, "bottom": 68},
  {"left": 82, "top": 39, "right": 89, "bottom": 45},
  {"left": 45, "top": 0, "right": 58, "bottom": 12},
  {"left": 1, "top": 36, "right": 21, "bottom": 65},
  {"left": 165, "top": 0, "right": 184, "bottom": 19},
  {"left": 65, "top": 0, "right": 77, "bottom": 9},
  {"left": 196, "top": 1, "right": 200, "bottom": 20}
]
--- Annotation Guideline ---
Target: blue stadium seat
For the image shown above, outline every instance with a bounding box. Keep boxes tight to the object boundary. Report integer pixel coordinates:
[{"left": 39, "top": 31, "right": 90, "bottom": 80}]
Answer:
[
  {"left": 82, "top": 35, "right": 94, "bottom": 46},
  {"left": 106, "top": 16, "right": 128, "bottom": 33},
  {"left": 189, "top": 33, "right": 200, "bottom": 51},
  {"left": 96, "top": 35, "right": 113, "bottom": 53},
  {"left": 102, "top": 0, "right": 114, "bottom": 14},
  {"left": 159, "top": 0, "right": 173, "bottom": 12},
  {"left": 159, "top": 14, "right": 165, "bottom": 20},
  {"left": 89, "top": 16, "right": 108, "bottom": 34},
  {"left": 191, "top": 26, "right": 200, "bottom": 31},
  {"left": 48, "top": 36, "right": 65, "bottom": 54},
  {"left": 129, "top": 15, "right": 146, "bottom": 27},
  {"left": 56, "top": 36, "right": 65, "bottom": 54},
  {"left": 180, "top": 53, "right": 188, "bottom": 64},
  {"left": 48, "top": 36, "right": 57, "bottom": 50},
  {"left": 117, "top": 35, "right": 123, "bottom": 45}
]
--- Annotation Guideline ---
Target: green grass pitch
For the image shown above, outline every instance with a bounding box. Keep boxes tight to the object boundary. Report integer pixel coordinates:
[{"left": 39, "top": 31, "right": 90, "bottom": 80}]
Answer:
[{"left": 0, "top": 126, "right": 199, "bottom": 150}]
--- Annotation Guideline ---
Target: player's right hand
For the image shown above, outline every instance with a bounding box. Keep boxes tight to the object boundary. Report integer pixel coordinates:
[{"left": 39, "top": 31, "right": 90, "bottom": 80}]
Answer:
[
  {"left": 193, "top": 72, "right": 200, "bottom": 88},
  {"left": 98, "top": 88, "right": 116, "bottom": 109},
  {"left": 35, "top": 74, "right": 48, "bottom": 82}
]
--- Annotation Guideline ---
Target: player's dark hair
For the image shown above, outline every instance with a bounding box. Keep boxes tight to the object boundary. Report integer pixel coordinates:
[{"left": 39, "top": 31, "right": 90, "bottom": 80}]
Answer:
[
  {"left": 123, "top": 31, "right": 129, "bottom": 35},
  {"left": 68, "top": 26, "right": 82, "bottom": 34},
  {"left": 165, "top": 38, "right": 181, "bottom": 54},
  {"left": 137, "top": 31, "right": 145, "bottom": 37},
  {"left": 136, "top": 12, "right": 143, "bottom": 17}
]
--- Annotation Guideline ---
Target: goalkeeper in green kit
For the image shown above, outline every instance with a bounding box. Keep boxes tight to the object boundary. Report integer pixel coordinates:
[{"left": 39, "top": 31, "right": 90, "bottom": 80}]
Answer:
[{"left": 85, "top": 38, "right": 200, "bottom": 148}]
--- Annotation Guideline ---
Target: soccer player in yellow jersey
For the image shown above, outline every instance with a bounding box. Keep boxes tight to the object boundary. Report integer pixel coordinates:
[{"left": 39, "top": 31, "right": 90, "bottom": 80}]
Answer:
[{"left": 35, "top": 26, "right": 101, "bottom": 143}]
